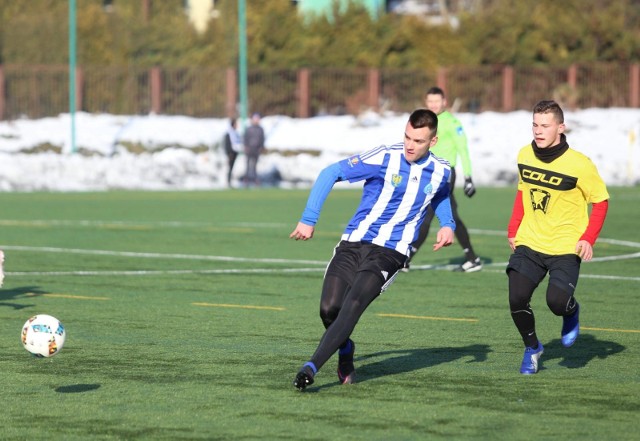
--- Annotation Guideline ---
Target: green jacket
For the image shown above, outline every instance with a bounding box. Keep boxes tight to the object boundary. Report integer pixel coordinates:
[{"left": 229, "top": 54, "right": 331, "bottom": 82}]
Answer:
[{"left": 431, "top": 110, "right": 472, "bottom": 177}]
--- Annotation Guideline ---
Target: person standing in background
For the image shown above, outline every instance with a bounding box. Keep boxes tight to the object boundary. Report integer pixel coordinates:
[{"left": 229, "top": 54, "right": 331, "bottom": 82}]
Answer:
[
  {"left": 404, "top": 86, "right": 482, "bottom": 272},
  {"left": 223, "top": 118, "right": 243, "bottom": 188},
  {"left": 243, "top": 113, "right": 265, "bottom": 187}
]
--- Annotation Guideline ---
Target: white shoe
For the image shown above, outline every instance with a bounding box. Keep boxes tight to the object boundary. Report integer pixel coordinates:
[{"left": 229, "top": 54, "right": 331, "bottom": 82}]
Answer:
[{"left": 454, "top": 257, "right": 482, "bottom": 273}]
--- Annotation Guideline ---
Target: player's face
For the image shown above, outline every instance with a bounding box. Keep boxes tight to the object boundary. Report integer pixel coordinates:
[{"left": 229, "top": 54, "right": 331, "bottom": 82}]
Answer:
[
  {"left": 404, "top": 122, "right": 437, "bottom": 162},
  {"left": 532, "top": 112, "right": 565, "bottom": 148},
  {"left": 425, "top": 94, "right": 446, "bottom": 115}
]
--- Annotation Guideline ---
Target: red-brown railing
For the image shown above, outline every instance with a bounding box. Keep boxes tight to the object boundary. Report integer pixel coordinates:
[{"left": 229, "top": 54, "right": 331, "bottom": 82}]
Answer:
[{"left": 0, "top": 63, "right": 638, "bottom": 120}]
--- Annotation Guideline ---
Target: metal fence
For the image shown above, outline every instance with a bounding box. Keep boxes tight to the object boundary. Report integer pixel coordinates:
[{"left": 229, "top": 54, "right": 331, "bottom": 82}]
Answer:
[{"left": 0, "top": 63, "right": 638, "bottom": 120}]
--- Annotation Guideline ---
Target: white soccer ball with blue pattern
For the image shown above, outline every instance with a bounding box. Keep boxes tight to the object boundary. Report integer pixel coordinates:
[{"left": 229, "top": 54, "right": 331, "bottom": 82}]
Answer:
[{"left": 21, "top": 314, "right": 66, "bottom": 357}]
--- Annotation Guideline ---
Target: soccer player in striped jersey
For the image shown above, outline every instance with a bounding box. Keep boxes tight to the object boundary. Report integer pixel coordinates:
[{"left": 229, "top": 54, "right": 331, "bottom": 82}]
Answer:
[
  {"left": 290, "top": 109, "right": 456, "bottom": 391},
  {"left": 507, "top": 100, "right": 609, "bottom": 375}
]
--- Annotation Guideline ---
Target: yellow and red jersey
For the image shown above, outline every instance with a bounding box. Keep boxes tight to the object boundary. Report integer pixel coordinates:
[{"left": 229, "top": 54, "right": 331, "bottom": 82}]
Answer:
[{"left": 514, "top": 145, "right": 609, "bottom": 255}]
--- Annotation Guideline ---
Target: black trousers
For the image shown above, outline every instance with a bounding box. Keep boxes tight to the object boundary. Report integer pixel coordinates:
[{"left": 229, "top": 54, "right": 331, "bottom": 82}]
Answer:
[{"left": 226, "top": 151, "right": 238, "bottom": 185}]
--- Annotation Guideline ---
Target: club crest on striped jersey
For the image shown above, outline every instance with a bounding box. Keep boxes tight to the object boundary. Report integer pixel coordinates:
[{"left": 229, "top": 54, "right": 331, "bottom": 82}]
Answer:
[
  {"left": 423, "top": 183, "right": 433, "bottom": 194},
  {"left": 347, "top": 156, "right": 360, "bottom": 167},
  {"left": 391, "top": 174, "right": 403, "bottom": 187}
]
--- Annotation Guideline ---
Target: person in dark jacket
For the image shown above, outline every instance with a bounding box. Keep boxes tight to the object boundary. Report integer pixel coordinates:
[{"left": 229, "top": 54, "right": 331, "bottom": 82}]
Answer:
[
  {"left": 243, "top": 113, "right": 265, "bottom": 186},
  {"left": 223, "top": 118, "right": 243, "bottom": 187}
]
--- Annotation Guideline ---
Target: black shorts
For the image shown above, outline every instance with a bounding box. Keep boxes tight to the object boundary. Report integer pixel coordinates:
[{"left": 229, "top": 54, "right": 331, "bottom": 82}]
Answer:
[
  {"left": 507, "top": 245, "right": 581, "bottom": 294},
  {"left": 325, "top": 241, "right": 406, "bottom": 291}
]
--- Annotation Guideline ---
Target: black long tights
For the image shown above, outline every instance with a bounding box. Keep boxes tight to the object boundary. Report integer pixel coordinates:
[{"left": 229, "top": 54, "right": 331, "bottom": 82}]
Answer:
[
  {"left": 508, "top": 269, "right": 577, "bottom": 348},
  {"left": 308, "top": 272, "right": 383, "bottom": 371}
]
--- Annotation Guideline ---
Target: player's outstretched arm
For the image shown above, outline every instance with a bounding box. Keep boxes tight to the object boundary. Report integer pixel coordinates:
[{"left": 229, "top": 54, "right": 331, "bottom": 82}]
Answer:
[
  {"left": 292, "top": 162, "right": 345, "bottom": 242},
  {"left": 290, "top": 222, "right": 315, "bottom": 241},
  {"left": 433, "top": 227, "right": 454, "bottom": 251}
]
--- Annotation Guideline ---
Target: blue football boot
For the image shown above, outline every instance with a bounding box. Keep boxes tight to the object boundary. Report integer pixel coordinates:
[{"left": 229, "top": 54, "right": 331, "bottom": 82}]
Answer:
[
  {"left": 561, "top": 304, "right": 580, "bottom": 348},
  {"left": 520, "top": 343, "right": 544, "bottom": 375}
]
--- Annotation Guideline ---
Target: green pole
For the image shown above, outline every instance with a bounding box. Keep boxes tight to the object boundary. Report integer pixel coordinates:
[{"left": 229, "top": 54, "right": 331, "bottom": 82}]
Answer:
[
  {"left": 238, "top": 0, "right": 248, "bottom": 127},
  {"left": 69, "top": 0, "right": 77, "bottom": 154}
]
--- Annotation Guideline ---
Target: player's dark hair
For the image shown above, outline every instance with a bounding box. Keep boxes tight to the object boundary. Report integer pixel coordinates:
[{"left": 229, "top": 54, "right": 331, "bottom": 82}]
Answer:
[
  {"left": 425, "top": 86, "right": 445, "bottom": 98},
  {"left": 409, "top": 108, "right": 438, "bottom": 135},
  {"left": 533, "top": 100, "right": 564, "bottom": 123}
]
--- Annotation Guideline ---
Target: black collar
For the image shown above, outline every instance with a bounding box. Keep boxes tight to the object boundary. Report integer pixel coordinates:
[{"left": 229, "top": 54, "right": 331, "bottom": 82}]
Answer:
[{"left": 532, "top": 134, "right": 569, "bottom": 163}]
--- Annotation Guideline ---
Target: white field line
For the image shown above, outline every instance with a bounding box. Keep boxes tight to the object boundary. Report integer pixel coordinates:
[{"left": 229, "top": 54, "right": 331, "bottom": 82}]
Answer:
[
  {"left": 7, "top": 268, "right": 325, "bottom": 277},
  {"left": 0, "top": 219, "right": 289, "bottom": 229},
  {"left": 3, "top": 250, "right": 639, "bottom": 281},
  {"left": 475, "top": 268, "right": 640, "bottom": 282},
  {"left": 0, "top": 245, "right": 325, "bottom": 265},
  {"left": 0, "top": 220, "right": 637, "bottom": 248},
  {"left": 1, "top": 228, "right": 638, "bottom": 280},
  {"left": 471, "top": 229, "right": 640, "bottom": 249}
]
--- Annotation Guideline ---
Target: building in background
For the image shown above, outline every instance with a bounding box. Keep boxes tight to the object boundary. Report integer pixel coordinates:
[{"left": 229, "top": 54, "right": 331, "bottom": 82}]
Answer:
[
  {"left": 103, "top": 0, "right": 219, "bottom": 33},
  {"left": 103, "top": 0, "right": 482, "bottom": 31},
  {"left": 387, "top": 0, "right": 483, "bottom": 27},
  {"left": 185, "top": 0, "right": 218, "bottom": 33},
  {"left": 294, "top": 0, "right": 484, "bottom": 25},
  {"left": 294, "top": 0, "right": 384, "bottom": 19}
]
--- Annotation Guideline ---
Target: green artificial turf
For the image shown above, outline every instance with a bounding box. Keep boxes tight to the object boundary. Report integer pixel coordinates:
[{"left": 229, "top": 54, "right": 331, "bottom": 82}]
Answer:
[{"left": 0, "top": 187, "right": 638, "bottom": 440}]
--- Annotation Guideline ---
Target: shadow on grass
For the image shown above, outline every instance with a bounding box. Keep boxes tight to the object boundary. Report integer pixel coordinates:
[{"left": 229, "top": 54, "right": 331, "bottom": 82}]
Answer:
[
  {"left": 539, "top": 334, "right": 625, "bottom": 371},
  {"left": 358, "top": 344, "right": 491, "bottom": 381},
  {"left": 0, "top": 286, "right": 50, "bottom": 310},
  {"left": 55, "top": 384, "right": 101, "bottom": 394},
  {"left": 308, "top": 344, "right": 491, "bottom": 391}
]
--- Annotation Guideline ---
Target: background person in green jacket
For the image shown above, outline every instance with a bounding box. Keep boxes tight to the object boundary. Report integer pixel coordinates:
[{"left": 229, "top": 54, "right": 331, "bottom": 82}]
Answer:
[{"left": 404, "top": 86, "right": 482, "bottom": 272}]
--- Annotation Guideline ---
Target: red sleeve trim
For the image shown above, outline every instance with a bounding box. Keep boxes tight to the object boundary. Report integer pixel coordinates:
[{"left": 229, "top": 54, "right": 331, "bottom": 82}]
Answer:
[
  {"left": 507, "top": 190, "right": 524, "bottom": 238},
  {"left": 580, "top": 200, "right": 609, "bottom": 245}
]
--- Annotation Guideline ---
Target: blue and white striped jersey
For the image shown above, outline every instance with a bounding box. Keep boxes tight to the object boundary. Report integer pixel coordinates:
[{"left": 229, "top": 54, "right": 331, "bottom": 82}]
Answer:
[{"left": 337, "top": 142, "right": 453, "bottom": 256}]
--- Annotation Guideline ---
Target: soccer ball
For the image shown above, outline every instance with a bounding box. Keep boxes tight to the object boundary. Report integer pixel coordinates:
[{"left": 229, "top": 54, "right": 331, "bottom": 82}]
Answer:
[{"left": 21, "top": 314, "right": 66, "bottom": 357}]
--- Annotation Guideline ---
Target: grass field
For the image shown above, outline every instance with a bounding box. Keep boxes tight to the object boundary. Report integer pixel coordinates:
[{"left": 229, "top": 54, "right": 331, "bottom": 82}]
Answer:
[{"left": 0, "top": 187, "right": 638, "bottom": 440}]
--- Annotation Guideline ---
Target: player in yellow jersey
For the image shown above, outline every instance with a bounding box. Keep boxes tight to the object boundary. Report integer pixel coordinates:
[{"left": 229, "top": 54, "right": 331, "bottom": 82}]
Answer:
[{"left": 507, "top": 100, "right": 609, "bottom": 374}]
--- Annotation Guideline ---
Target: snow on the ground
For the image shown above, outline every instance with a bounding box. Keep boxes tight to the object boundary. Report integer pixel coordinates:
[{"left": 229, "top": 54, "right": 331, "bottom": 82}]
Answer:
[{"left": 0, "top": 109, "right": 638, "bottom": 191}]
